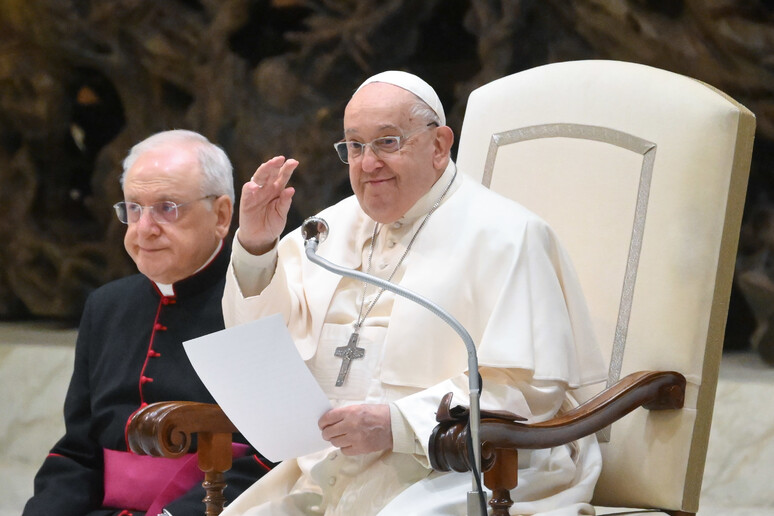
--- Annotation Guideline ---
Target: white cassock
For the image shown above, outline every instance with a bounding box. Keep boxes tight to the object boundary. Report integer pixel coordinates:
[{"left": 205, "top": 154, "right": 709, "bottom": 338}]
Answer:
[{"left": 220, "top": 162, "right": 607, "bottom": 516}]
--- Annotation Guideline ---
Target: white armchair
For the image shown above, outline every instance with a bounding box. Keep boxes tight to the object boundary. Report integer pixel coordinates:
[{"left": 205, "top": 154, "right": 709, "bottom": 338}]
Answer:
[{"left": 429, "top": 59, "right": 756, "bottom": 515}]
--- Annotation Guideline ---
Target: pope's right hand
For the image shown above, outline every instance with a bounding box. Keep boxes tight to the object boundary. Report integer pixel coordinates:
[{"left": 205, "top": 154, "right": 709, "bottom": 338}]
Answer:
[{"left": 237, "top": 156, "right": 297, "bottom": 255}]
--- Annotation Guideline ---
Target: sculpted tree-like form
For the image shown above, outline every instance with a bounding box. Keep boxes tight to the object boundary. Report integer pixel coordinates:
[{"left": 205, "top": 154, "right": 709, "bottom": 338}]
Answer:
[{"left": 0, "top": 0, "right": 771, "bottom": 362}]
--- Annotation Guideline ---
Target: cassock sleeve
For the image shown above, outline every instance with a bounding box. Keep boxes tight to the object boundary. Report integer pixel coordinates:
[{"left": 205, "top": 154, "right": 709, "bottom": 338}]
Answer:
[
  {"left": 223, "top": 230, "right": 310, "bottom": 337},
  {"left": 391, "top": 215, "right": 605, "bottom": 464},
  {"left": 391, "top": 368, "right": 568, "bottom": 465},
  {"left": 23, "top": 298, "right": 105, "bottom": 516},
  {"left": 228, "top": 230, "right": 279, "bottom": 298},
  {"left": 222, "top": 232, "right": 300, "bottom": 330}
]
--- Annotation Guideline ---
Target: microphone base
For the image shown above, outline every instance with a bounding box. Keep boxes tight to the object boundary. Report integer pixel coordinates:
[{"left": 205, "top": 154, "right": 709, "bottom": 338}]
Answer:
[{"left": 468, "top": 490, "right": 487, "bottom": 516}]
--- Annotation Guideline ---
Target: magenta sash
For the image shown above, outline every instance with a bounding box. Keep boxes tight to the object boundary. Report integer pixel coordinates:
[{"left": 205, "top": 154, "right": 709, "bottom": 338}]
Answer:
[{"left": 103, "top": 443, "right": 249, "bottom": 514}]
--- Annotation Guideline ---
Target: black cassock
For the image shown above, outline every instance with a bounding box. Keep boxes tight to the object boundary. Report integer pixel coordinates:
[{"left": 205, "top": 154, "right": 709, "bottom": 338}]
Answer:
[{"left": 23, "top": 243, "right": 274, "bottom": 516}]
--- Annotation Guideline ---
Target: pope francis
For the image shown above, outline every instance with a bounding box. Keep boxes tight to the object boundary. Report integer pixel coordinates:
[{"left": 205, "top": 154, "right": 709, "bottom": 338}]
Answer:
[{"left": 220, "top": 71, "right": 607, "bottom": 515}]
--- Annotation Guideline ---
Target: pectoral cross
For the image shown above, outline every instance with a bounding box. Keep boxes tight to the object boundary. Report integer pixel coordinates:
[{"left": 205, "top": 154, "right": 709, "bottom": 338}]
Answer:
[{"left": 334, "top": 331, "right": 366, "bottom": 386}]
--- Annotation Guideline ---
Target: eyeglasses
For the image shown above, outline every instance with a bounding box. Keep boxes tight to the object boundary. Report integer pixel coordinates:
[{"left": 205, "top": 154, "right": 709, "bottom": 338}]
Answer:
[
  {"left": 333, "top": 122, "right": 438, "bottom": 164},
  {"left": 113, "top": 195, "right": 215, "bottom": 224}
]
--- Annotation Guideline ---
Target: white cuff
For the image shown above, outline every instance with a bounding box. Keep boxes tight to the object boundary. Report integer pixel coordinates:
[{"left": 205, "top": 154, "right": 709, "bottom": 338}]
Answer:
[
  {"left": 389, "top": 403, "right": 424, "bottom": 458},
  {"left": 232, "top": 229, "right": 279, "bottom": 297}
]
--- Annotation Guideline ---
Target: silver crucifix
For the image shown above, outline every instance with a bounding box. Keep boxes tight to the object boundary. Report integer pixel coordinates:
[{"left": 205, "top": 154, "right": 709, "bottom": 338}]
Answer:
[{"left": 334, "top": 331, "right": 366, "bottom": 386}]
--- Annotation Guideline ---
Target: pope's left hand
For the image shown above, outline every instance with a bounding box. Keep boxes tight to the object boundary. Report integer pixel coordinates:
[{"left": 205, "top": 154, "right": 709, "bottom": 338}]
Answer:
[{"left": 319, "top": 404, "right": 393, "bottom": 456}]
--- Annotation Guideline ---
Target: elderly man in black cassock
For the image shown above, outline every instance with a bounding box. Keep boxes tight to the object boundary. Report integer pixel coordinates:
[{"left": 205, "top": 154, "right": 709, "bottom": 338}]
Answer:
[{"left": 23, "top": 130, "right": 274, "bottom": 516}]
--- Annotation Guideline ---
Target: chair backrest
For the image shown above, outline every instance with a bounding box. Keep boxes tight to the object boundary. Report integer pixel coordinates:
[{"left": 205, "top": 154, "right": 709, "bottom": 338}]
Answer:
[{"left": 456, "top": 60, "right": 755, "bottom": 512}]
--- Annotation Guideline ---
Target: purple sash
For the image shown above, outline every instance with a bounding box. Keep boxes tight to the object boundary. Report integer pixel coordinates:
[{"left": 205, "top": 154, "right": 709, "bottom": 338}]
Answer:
[{"left": 103, "top": 443, "right": 249, "bottom": 514}]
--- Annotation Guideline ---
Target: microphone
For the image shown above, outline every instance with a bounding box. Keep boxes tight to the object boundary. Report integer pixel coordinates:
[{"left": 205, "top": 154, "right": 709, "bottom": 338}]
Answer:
[{"left": 301, "top": 217, "right": 486, "bottom": 516}]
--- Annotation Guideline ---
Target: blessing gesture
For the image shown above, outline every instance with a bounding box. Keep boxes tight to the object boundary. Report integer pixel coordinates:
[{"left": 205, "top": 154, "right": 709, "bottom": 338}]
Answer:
[{"left": 238, "top": 156, "right": 297, "bottom": 255}]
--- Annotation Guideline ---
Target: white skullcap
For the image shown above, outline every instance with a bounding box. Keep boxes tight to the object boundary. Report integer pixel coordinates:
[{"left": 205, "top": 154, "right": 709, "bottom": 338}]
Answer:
[{"left": 356, "top": 70, "right": 446, "bottom": 126}]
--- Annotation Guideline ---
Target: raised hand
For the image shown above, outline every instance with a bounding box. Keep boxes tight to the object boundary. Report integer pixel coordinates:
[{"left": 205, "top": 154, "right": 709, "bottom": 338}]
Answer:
[
  {"left": 318, "top": 404, "right": 393, "bottom": 456},
  {"left": 237, "top": 156, "right": 297, "bottom": 255}
]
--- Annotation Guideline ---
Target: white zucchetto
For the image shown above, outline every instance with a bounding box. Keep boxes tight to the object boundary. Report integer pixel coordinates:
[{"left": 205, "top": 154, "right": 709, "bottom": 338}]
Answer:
[{"left": 356, "top": 70, "right": 446, "bottom": 126}]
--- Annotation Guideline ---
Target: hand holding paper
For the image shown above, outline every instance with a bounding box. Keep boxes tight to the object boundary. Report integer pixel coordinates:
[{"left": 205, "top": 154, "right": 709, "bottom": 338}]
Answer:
[{"left": 184, "top": 313, "right": 332, "bottom": 462}]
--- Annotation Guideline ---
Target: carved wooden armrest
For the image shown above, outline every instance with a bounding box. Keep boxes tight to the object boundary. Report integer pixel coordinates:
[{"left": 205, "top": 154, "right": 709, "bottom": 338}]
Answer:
[
  {"left": 128, "top": 401, "right": 239, "bottom": 516},
  {"left": 428, "top": 370, "right": 686, "bottom": 515}
]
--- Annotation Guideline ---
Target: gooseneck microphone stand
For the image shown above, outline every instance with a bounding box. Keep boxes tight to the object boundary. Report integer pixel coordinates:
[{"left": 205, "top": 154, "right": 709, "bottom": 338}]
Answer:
[{"left": 301, "top": 217, "right": 486, "bottom": 516}]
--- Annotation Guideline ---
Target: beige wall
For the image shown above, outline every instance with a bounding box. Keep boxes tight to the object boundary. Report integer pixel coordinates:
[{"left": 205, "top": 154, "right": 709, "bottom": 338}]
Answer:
[
  {"left": 1, "top": 323, "right": 773, "bottom": 515},
  {"left": 0, "top": 323, "right": 75, "bottom": 516}
]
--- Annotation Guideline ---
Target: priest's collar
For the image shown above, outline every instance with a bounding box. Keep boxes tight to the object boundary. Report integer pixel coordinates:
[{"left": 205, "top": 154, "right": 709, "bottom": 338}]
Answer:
[
  {"left": 156, "top": 282, "right": 175, "bottom": 297},
  {"left": 398, "top": 160, "right": 459, "bottom": 224},
  {"left": 153, "top": 239, "right": 226, "bottom": 297}
]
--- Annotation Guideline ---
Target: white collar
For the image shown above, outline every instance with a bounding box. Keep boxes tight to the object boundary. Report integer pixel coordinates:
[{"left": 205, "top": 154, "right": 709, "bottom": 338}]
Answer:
[
  {"left": 400, "top": 160, "right": 459, "bottom": 223},
  {"left": 153, "top": 239, "right": 223, "bottom": 296}
]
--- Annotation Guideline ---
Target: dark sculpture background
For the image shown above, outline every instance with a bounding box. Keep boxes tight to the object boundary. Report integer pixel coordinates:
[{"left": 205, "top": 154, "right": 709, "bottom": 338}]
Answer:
[{"left": 1, "top": 0, "right": 772, "bottom": 358}]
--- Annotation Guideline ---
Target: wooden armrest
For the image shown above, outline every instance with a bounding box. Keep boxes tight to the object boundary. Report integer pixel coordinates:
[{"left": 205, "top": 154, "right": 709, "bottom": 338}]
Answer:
[
  {"left": 429, "top": 370, "right": 685, "bottom": 473},
  {"left": 429, "top": 370, "right": 685, "bottom": 516},
  {"left": 127, "top": 401, "right": 239, "bottom": 516},
  {"left": 128, "top": 401, "right": 238, "bottom": 458}
]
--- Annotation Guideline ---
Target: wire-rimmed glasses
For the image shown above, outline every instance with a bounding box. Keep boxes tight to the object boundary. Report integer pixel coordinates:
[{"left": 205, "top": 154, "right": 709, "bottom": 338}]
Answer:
[
  {"left": 113, "top": 195, "right": 215, "bottom": 224},
  {"left": 333, "top": 122, "right": 438, "bottom": 164}
]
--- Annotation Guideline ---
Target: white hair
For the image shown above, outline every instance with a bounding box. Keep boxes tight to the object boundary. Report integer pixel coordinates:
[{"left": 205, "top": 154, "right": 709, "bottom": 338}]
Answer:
[
  {"left": 408, "top": 97, "right": 441, "bottom": 127},
  {"left": 120, "top": 129, "right": 235, "bottom": 202}
]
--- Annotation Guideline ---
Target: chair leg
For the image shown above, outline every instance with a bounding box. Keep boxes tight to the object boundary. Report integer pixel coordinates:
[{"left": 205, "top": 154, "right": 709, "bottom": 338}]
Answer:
[
  {"left": 484, "top": 448, "right": 519, "bottom": 516},
  {"left": 203, "top": 471, "right": 227, "bottom": 516},
  {"left": 197, "top": 432, "right": 234, "bottom": 516}
]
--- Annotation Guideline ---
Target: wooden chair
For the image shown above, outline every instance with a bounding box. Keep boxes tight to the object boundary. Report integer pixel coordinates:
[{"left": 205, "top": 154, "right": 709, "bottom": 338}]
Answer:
[
  {"left": 128, "top": 401, "right": 239, "bottom": 516},
  {"left": 128, "top": 60, "right": 756, "bottom": 515},
  {"left": 428, "top": 60, "right": 755, "bottom": 515}
]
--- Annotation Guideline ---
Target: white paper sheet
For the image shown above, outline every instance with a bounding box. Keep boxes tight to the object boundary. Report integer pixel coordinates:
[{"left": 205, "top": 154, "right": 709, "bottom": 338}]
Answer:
[{"left": 183, "top": 313, "right": 332, "bottom": 462}]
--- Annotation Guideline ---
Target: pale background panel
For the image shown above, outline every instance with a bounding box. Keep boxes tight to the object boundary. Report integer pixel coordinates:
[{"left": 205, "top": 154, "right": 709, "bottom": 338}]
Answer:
[
  {"left": 0, "top": 323, "right": 75, "bottom": 516},
  {"left": 1, "top": 323, "right": 773, "bottom": 515}
]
